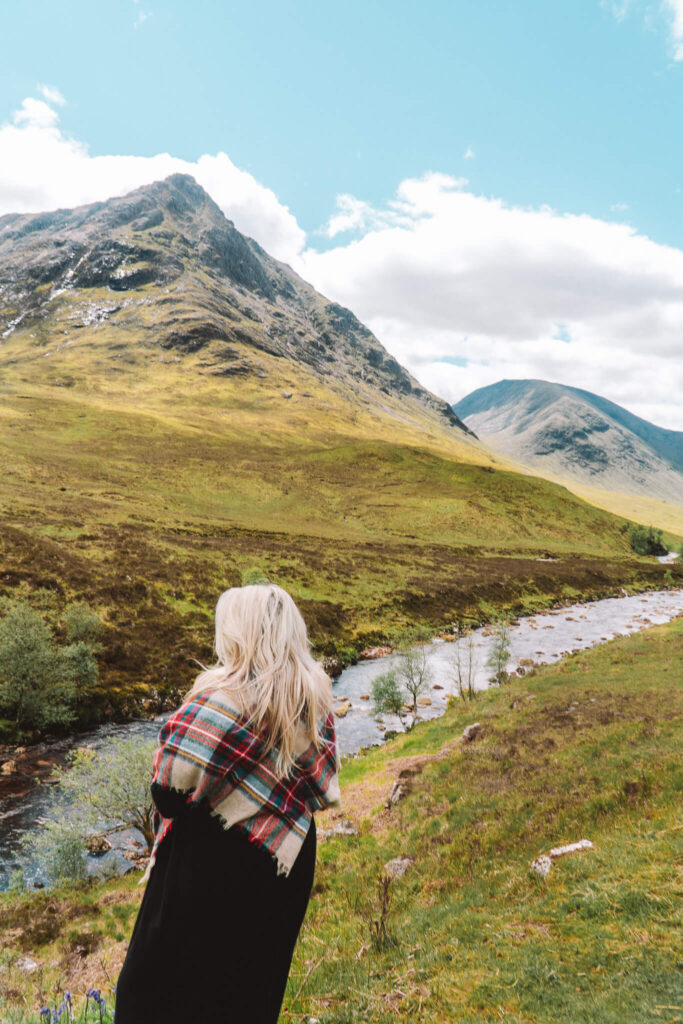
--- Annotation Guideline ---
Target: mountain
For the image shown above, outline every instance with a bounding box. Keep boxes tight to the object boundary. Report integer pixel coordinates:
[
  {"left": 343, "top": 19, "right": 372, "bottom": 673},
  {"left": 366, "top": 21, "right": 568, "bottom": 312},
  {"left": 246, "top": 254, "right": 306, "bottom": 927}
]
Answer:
[
  {"left": 453, "top": 379, "right": 683, "bottom": 505},
  {"left": 0, "top": 182, "right": 673, "bottom": 728},
  {"left": 0, "top": 173, "right": 470, "bottom": 436}
]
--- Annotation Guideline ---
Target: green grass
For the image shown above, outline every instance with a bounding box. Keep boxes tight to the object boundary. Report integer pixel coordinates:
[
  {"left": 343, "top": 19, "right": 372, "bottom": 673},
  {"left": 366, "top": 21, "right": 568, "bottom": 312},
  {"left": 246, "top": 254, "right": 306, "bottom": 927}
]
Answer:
[
  {"left": 1, "top": 619, "right": 681, "bottom": 1022},
  {"left": 0, "top": 317, "right": 681, "bottom": 729}
]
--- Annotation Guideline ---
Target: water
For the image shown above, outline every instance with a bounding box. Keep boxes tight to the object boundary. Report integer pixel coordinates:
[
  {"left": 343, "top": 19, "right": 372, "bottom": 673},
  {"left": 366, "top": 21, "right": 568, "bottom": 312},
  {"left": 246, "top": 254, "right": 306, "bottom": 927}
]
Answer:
[{"left": 1, "top": 587, "right": 681, "bottom": 889}]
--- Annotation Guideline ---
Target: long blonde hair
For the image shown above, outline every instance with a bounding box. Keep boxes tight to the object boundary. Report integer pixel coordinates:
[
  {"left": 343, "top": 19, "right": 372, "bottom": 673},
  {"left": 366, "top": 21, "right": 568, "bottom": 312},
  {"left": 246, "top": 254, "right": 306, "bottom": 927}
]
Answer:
[{"left": 185, "top": 584, "right": 333, "bottom": 777}]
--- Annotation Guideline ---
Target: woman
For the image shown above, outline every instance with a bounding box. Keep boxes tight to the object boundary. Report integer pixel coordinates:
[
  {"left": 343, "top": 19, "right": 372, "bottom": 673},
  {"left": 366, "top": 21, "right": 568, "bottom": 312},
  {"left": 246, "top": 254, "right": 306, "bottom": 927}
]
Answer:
[{"left": 115, "top": 583, "right": 341, "bottom": 1024}]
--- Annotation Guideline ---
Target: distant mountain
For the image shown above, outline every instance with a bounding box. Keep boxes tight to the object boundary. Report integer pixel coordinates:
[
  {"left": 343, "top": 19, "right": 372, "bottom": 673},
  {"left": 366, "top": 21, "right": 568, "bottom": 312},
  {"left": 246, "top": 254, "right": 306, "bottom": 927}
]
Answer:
[
  {"left": 453, "top": 379, "right": 683, "bottom": 504},
  {"left": 0, "top": 173, "right": 471, "bottom": 436}
]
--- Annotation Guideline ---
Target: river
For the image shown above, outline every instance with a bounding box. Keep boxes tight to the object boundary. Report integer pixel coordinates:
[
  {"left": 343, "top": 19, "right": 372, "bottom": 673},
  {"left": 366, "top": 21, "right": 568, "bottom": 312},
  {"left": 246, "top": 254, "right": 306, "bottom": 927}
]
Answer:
[{"left": 1, "top": 586, "right": 681, "bottom": 889}]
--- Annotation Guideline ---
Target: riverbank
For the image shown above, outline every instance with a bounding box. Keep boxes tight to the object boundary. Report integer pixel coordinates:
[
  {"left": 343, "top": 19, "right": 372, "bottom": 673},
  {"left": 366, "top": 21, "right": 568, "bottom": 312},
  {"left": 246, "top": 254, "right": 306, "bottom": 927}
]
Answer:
[
  {"left": 2, "top": 584, "right": 682, "bottom": 886},
  {"left": 1, "top": 615, "right": 681, "bottom": 1022}
]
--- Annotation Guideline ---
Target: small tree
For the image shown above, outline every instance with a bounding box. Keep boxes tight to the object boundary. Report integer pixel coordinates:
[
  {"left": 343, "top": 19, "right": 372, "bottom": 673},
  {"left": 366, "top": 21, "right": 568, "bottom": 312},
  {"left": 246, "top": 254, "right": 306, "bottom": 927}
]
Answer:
[
  {"left": 241, "top": 567, "right": 269, "bottom": 586},
  {"left": 22, "top": 734, "right": 158, "bottom": 884},
  {"left": 393, "top": 627, "right": 432, "bottom": 717},
  {"left": 0, "top": 602, "right": 73, "bottom": 732},
  {"left": 372, "top": 627, "right": 433, "bottom": 729},
  {"left": 55, "top": 735, "right": 158, "bottom": 850},
  {"left": 486, "top": 618, "right": 511, "bottom": 685},
  {"left": 628, "top": 525, "right": 666, "bottom": 557},
  {"left": 0, "top": 599, "right": 102, "bottom": 737},
  {"left": 371, "top": 670, "right": 411, "bottom": 730},
  {"left": 450, "top": 627, "right": 480, "bottom": 700}
]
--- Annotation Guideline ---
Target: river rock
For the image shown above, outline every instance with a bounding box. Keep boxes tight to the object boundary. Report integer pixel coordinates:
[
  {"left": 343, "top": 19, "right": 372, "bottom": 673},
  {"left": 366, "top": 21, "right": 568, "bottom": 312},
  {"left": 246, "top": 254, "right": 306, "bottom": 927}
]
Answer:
[
  {"left": 86, "top": 834, "right": 112, "bottom": 857},
  {"left": 417, "top": 696, "right": 432, "bottom": 707},
  {"left": 323, "top": 656, "right": 344, "bottom": 678},
  {"left": 1, "top": 760, "right": 16, "bottom": 775},
  {"left": 334, "top": 702, "right": 352, "bottom": 718},
  {"left": 359, "top": 645, "right": 393, "bottom": 659}
]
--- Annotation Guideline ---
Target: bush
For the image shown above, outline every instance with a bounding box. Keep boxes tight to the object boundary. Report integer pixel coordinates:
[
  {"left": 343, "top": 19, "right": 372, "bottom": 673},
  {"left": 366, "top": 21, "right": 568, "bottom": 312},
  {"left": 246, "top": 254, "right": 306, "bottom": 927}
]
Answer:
[
  {"left": 0, "top": 599, "right": 102, "bottom": 737},
  {"left": 241, "top": 567, "right": 269, "bottom": 586},
  {"left": 21, "top": 734, "right": 157, "bottom": 886},
  {"left": 371, "top": 628, "right": 433, "bottom": 729},
  {"left": 628, "top": 525, "right": 666, "bottom": 556}
]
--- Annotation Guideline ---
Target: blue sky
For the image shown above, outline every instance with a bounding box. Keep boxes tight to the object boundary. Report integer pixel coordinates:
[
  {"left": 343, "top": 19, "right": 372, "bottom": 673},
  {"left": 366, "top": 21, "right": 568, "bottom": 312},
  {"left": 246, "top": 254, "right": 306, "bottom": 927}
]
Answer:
[
  {"left": 3, "top": 0, "right": 683, "bottom": 246},
  {"left": 1, "top": 0, "right": 682, "bottom": 428}
]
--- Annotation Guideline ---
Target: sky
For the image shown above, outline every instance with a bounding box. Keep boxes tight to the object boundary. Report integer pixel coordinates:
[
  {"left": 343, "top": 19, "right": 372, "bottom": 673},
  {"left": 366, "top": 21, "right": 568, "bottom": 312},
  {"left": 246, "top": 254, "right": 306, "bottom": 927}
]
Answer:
[{"left": 1, "top": 0, "right": 682, "bottom": 429}]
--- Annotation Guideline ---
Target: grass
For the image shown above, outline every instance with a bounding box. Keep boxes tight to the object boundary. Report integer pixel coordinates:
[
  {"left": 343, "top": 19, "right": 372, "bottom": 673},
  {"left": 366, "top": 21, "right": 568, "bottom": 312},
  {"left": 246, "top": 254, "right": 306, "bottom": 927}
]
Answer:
[
  {"left": 1, "top": 618, "right": 681, "bottom": 1022},
  {"left": 1, "top": 335, "right": 680, "bottom": 728}
]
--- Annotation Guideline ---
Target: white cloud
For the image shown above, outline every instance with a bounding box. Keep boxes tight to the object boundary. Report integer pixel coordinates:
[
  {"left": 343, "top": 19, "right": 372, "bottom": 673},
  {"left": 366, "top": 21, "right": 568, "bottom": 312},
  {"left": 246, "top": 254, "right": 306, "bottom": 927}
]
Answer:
[
  {"left": 0, "top": 92, "right": 304, "bottom": 262},
  {"left": 610, "top": 201, "right": 629, "bottom": 211},
  {"left": 664, "top": 0, "right": 683, "bottom": 57},
  {"left": 295, "top": 175, "right": 683, "bottom": 430},
  {"left": 463, "top": 147, "right": 475, "bottom": 160},
  {"left": 38, "top": 84, "right": 66, "bottom": 107},
  {"left": 1, "top": 93, "right": 682, "bottom": 431}
]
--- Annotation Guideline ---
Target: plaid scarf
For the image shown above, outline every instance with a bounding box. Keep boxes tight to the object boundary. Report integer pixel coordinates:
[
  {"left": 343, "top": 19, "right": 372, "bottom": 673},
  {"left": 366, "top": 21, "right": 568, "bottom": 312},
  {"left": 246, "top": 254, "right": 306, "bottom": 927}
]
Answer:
[{"left": 141, "top": 689, "right": 341, "bottom": 882}]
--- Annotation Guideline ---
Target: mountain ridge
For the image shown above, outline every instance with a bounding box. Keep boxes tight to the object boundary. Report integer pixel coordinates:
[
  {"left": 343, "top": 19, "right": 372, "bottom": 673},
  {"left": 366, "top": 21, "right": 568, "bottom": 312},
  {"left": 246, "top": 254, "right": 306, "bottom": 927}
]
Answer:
[
  {"left": 0, "top": 173, "right": 472, "bottom": 437},
  {"left": 453, "top": 378, "right": 683, "bottom": 504}
]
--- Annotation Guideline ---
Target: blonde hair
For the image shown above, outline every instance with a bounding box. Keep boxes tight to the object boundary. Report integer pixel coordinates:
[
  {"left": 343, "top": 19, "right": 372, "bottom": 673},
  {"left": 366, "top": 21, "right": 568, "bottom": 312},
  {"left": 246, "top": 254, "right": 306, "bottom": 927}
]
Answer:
[{"left": 185, "top": 584, "right": 333, "bottom": 777}]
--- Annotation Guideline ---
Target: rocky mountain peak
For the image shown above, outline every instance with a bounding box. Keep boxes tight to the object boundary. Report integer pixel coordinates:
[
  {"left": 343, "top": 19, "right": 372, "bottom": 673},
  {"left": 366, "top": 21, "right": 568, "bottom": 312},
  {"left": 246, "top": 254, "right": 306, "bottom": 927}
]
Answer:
[{"left": 0, "top": 176, "right": 472, "bottom": 436}]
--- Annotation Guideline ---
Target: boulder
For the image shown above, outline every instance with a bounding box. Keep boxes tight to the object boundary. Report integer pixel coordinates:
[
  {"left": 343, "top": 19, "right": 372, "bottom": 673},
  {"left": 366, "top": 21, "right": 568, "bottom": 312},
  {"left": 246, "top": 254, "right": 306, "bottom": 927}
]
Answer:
[{"left": 386, "top": 781, "right": 405, "bottom": 807}]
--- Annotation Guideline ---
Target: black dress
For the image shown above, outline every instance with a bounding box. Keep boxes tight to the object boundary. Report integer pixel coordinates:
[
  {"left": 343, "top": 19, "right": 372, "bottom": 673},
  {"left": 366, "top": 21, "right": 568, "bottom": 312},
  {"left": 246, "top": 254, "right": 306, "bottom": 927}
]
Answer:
[{"left": 115, "top": 783, "right": 317, "bottom": 1024}]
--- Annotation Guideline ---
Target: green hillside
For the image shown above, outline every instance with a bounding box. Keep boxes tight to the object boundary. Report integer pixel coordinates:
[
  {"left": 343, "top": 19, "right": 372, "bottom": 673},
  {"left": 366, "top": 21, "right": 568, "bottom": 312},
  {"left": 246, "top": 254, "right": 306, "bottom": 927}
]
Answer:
[
  {"left": 1, "top": 618, "right": 681, "bottom": 1023},
  {"left": 0, "top": 177, "right": 678, "bottom": 727}
]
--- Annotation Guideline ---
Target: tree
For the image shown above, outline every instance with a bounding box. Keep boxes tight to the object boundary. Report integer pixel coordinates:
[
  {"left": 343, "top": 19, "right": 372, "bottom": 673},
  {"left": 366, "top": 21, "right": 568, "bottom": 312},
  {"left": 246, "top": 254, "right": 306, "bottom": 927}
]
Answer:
[
  {"left": 628, "top": 525, "right": 666, "bottom": 557},
  {"left": 241, "top": 567, "right": 269, "bottom": 586},
  {"left": 486, "top": 618, "right": 511, "bottom": 685},
  {"left": 371, "top": 670, "right": 411, "bottom": 730},
  {"left": 449, "top": 627, "right": 480, "bottom": 700},
  {"left": 22, "top": 734, "right": 157, "bottom": 885},
  {"left": 372, "top": 627, "right": 433, "bottom": 729},
  {"left": 0, "top": 599, "right": 102, "bottom": 737},
  {"left": 0, "top": 602, "right": 74, "bottom": 732},
  {"left": 55, "top": 735, "right": 158, "bottom": 850}
]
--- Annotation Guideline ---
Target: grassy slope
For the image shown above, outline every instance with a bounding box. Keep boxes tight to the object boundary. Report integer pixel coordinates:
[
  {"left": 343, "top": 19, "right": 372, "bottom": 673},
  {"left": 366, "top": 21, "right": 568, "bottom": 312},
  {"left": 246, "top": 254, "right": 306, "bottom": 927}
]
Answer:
[
  {"left": 2, "top": 318, "right": 680, "bottom": 719},
  {"left": 0, "top": 619, "right": 681, "bottom": 1023}
]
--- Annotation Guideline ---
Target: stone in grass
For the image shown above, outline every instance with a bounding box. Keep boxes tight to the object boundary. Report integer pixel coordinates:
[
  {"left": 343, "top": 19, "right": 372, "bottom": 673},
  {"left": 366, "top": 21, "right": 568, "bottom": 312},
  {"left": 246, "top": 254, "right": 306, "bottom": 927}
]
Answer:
[
  {"left": 461, "top": 722, "right": 483, "bottom": 743},
  {"left": 530, "top": 839, "right": 593, "bottom": 877},
  {"left": 386, "top": 781, "right": 405, "bottom": 807},
  {"left": 16, "top": 956, "right": 39, "bottom": 973},
  {"left": 317, "top": 819, "right": 359, "bottom": 841},
  {"left": 383, "top": 856, "right": 413, "bottom": 880}
]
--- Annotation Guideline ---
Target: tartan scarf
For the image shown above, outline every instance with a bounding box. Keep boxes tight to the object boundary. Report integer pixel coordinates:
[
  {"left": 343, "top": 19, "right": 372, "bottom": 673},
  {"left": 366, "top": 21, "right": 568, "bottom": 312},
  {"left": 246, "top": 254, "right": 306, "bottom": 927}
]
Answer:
[{"left": 141, "top": 688, "right": 341, "bottom": 882}]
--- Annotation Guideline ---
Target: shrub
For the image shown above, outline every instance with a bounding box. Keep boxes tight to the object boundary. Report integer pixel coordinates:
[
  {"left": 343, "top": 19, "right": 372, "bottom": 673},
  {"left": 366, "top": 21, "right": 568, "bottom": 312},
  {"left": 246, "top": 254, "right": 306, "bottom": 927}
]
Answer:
[
  {"left": 0, "top": 600, "right": 102, "bottom": 737},
  {"left": 628, "top": 524, "right": 666, "bottom": 556},
  {"left": 241, "top": 567, "right": 269, "bottom": 586},
  {"left": 21, "top": 734, "right": 157, "bottom": 886}
]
